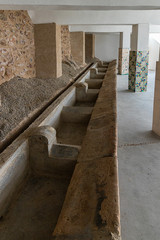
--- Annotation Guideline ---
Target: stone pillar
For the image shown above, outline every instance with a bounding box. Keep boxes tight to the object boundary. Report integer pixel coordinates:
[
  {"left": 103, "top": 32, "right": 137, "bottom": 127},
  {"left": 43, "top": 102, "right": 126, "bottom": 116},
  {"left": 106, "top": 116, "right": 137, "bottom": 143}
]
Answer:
[
  {"left": 118, "top": 32, "right": 130, "bottom": 75},
  {"left": 34, "top": 23, "right": 62, "bottom": 79},
  {"left": 61, "top": 25, "right": 71, "bottom": 61},
  {"left": 85, "top": 33, "right": 95, "bottom": 62},
  {"left": 152, "top": 61, "right": 160, "bottom": 136},
  {"left": 70, "top": 32, "right": 85, "bottom": 65},
  {"left": 129, "top": 24, "right": 149, "bottom": 92}
]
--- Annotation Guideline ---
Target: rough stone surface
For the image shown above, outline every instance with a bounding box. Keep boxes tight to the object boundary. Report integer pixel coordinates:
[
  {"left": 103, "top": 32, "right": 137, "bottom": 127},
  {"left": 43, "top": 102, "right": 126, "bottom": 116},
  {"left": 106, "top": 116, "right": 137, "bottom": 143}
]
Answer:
[
  {"left": 85, "top": 33, "right": 95, "bottom": 63},
  {"left": 61, "top": 25, "right": 71, "bottom": 61},
  {"left": 78, "top": 61, "right": 117, "bottom": 161},
  {"left": 29, "top": 126, "right": 79, "bottom": 177},
  {"left": 52, "top": 158, "right": 121, "bottom": 240},
  {"left": 52, "top": 61, "right": 120, "bottom": 240},
  {"left": 0, "top": 10, "right": 35, "bottom": 85},
  {"left": 0, "top": 60, "right": 120, "bottom": 240},
  {"left": 70, "top": 32, "right": 85, "bottom": 66},
  {"left": 34, "top": 23, "right": 62, "bottom": 79}
]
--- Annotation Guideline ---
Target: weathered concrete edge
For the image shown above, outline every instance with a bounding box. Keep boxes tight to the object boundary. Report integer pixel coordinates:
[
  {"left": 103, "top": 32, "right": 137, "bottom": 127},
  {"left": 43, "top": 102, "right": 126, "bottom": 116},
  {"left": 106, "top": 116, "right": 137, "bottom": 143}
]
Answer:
[
  {"left": 52, "top": 157, "right": 121, "bottom": 240},
  {"left": 77, "top": 60, "right": 117, "bottom": 162},
  {"left": 52, "top": 60, "right": 121, "bottom": 240}
]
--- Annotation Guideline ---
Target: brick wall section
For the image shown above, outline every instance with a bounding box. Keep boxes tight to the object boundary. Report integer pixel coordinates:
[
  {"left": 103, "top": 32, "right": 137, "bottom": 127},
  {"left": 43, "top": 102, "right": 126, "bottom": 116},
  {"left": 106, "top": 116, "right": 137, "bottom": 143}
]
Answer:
[
  {"left": 0, "top": 10, "right": 35, "bottom": 85},
  {"left": 61, "top": 25, "right": 71, "bottom": 60}
]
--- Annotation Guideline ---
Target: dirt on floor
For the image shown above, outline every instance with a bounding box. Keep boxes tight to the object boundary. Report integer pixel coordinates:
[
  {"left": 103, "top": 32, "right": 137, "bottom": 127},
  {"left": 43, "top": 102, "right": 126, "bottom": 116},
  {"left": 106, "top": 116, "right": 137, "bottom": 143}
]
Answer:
[{"left": 0, "top": 62, "right": 90, "bottom": 142}]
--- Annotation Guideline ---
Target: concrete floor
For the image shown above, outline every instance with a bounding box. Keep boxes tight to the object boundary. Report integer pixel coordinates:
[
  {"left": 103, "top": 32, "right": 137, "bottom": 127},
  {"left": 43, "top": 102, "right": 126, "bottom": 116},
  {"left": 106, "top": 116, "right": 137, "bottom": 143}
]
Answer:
[{"left": 118, "top": 71, "right": 160, "bottom": 240}]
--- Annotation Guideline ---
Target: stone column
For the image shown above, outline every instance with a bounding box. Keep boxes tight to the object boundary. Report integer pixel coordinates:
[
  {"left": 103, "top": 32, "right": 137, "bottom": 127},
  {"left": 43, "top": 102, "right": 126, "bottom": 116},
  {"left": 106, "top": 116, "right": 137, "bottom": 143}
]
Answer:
[
  {"left": 34, "top": 23, "right": 62, "bottom": 79},
  {"left": 152, "top": 61, "right": 160, "bottom": 136},
  {"left": 85, "top": 33, "right": 95, "bottom": 62},
  {"left": 129, "top": 24, "right": 149, "bottom": 92},
  {"left": 61, "top": 25, "right": 71, "bottom": 61},
  {"left": 118, "top": 32, "right": 130, "bottom": 75},
  {"left": 70, "top": 32, "right": 85, "bottom": 65}
]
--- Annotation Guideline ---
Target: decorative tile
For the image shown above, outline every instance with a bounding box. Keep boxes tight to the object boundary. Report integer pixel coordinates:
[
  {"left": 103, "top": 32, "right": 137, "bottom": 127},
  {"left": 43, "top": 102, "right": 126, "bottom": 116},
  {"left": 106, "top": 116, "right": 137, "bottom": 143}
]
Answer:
[
  {"left": 118, "top": 48, "right": 129, "bottom": 75},
  {"left": 129, "top": 51, "right": 149, "bottom": 92}
]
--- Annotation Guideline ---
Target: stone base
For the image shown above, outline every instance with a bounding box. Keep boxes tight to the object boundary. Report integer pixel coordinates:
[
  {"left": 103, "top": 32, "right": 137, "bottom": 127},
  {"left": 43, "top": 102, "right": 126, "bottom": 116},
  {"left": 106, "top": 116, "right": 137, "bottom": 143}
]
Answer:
[
  {"left": 118, "top": 48, "right": 129, "bottom": 75},
  {"left": 129, "top": 51, "right": 149, "bottom": 92}
]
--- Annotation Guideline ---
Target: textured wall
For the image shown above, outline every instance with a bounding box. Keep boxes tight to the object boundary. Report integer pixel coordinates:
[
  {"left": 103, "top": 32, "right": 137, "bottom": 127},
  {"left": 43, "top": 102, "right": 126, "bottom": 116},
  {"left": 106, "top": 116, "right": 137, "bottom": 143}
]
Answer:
[
  {"left": 34, "top": 23, "right": 62, "bottom": 79},
  {"left": 70, "top": 32, "right": 85, "bottom": 65},
  {"left": 0, "top": 10, "right": 35, "bottom": 85},
  {"left": 61, "top": 25, "right": 71, "bottom": 60},
  {"left": 85, "top": 33, "right": 95, "bottom": 62}
]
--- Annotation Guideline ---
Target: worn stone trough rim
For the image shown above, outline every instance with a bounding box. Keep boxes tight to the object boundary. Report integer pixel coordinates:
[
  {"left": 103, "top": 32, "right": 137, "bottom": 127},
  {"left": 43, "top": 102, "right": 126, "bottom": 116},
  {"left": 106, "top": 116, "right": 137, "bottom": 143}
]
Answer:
[{"left": 51, "top": 60, "right": 121, "bottom": 240}]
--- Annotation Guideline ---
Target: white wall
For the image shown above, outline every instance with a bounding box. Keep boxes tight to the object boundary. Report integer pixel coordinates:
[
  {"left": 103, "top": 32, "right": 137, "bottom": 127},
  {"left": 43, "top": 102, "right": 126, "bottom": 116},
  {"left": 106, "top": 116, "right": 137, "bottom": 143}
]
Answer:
[
  {"left": 131, "top": 24, "right": 149, "bottom": 51},
  {"left": 70, "top": 25, "right": 132, "bottom": 33},
  {"left": 149, "top": 34, "right": 160, "bottom": 70},
  {"left": 28, "top": 10, "right": 160, "bottom": 25},
  {"left": 95, "top": 33, "right": 120, "bottom": 61},
  {"left": 119, "top": 32, "right": 131, "bottom": 49}
]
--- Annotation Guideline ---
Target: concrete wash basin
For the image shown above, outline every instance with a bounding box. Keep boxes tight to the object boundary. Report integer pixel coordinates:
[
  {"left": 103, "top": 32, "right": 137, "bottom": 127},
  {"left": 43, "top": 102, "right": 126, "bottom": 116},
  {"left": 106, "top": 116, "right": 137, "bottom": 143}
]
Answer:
[{"left": 0, "top": 62, "right": 109, "bottom": 240}]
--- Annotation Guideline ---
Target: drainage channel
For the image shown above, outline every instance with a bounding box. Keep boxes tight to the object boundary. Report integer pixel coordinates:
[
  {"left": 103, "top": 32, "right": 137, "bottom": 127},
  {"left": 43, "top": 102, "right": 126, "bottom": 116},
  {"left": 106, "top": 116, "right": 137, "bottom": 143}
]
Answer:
[{"left": 0, "top": 62, "right": 93, "bottom": 154}]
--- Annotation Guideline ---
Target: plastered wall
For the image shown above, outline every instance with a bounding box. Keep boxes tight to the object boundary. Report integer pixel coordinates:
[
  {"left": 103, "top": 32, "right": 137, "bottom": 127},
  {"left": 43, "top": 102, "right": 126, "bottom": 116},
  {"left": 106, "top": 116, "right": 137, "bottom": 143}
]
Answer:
[
  {"left": 85, "top": 33, "right": 95, "bottom": 62},
  {"left": 95, "top": 33, "right": 120, "bottom": 62},
  {"left": 70, "top": 32, "right": 85, "bottom": 65},
  {"left": 0, "top": 10, "right": 35, "bottom": 85},
  {"left": 149, "top": 35, "right": 160, "bottom": 70}
]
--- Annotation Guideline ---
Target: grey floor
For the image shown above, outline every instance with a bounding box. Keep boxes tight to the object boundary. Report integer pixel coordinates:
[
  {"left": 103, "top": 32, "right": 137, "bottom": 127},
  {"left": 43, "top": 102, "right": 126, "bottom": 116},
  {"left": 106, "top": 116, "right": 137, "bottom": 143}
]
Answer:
[{"left": 117, "top": 71, "right": 160, "bottom": 240}]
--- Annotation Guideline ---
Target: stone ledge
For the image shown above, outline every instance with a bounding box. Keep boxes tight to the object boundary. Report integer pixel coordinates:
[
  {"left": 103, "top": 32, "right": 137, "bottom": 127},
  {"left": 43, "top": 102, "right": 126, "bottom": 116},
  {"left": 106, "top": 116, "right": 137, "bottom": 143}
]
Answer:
[
  {"left": 78, "top": 61, "right": 117, "bottom": 162},
  {"left": 51, "top": 60, "right": 120, "bottom": 240},
  {"left": 52, "top": 157, "right": 121, "bottom": 240}
]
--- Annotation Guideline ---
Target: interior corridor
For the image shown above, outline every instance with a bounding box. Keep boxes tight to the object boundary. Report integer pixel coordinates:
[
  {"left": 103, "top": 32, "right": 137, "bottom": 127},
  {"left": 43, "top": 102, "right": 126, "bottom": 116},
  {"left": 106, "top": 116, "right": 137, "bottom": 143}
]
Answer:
[{"left": 118, "top": 71, "right": 160, "bottom": 240}]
